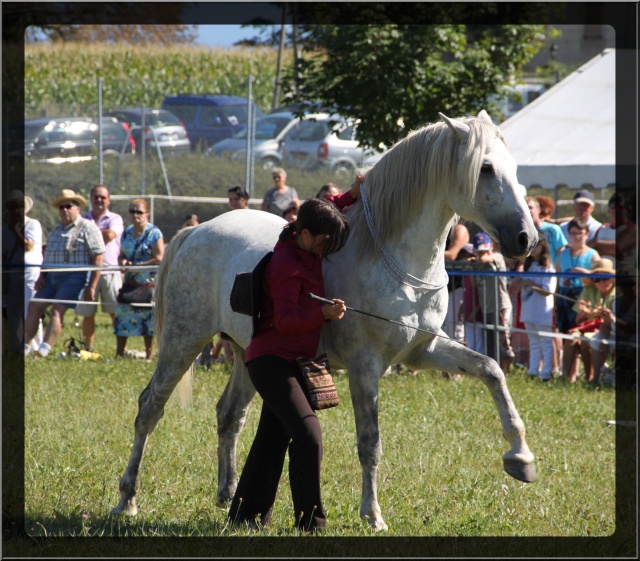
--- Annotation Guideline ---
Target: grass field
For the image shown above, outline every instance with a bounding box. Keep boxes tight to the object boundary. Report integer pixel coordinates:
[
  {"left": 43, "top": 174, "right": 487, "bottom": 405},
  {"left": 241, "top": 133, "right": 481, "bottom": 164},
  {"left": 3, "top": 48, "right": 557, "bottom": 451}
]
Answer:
[{"left": 11, "top": 309, "right": 635, "bottom": 557}]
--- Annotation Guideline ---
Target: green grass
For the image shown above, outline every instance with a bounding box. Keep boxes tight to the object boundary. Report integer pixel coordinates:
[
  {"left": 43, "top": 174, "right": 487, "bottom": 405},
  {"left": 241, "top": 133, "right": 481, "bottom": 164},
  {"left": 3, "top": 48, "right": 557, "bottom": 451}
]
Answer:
[{"left": 18, "top": 311, "right": 625, "bottom": 547}]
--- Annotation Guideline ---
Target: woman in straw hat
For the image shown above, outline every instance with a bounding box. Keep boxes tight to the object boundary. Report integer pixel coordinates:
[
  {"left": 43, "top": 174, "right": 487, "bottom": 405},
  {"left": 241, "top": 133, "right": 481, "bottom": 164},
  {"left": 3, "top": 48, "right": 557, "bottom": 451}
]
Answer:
[
  {"left": 24, "top": 189, "right": 105, "bottom": 357},
  {"left": 2, "top": 190, "right": 43, "bottom": 353},
  {"left": 566, "top": 258, "right": 616, "bottom": 384}
]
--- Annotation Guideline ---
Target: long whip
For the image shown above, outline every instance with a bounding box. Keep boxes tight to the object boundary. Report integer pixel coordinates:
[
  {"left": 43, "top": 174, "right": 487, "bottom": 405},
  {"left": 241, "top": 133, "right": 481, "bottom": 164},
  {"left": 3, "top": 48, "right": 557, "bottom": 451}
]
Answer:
[
  {"left": 308, "top": 293, "right": 452, "bottom": 340},
  {"left": 530, "top": 285, "right": 603, "bottom": 312}
]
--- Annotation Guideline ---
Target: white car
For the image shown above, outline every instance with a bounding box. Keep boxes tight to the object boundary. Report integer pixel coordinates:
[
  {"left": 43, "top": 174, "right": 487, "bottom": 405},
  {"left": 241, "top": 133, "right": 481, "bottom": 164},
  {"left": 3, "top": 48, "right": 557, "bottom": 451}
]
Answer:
[{"left": 281, "top": 113, "right": 385, "bottom": 178}]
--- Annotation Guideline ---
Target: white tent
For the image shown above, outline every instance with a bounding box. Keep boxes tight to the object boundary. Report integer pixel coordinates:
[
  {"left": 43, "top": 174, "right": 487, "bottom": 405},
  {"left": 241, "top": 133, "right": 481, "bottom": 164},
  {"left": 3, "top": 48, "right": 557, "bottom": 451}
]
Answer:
[{"left": 500, "top": 49, "right": 616, "bottom": 189}]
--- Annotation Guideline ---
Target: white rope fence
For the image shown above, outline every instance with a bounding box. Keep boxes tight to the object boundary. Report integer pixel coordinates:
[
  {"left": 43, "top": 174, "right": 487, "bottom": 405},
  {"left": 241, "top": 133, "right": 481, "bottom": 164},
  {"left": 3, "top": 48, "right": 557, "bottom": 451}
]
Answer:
[
  {"left": 27, "top": 263, "right": 158, "bottom": 308},
  {"left": 10, "top": 262, "right": 637, "bottom": 348}
]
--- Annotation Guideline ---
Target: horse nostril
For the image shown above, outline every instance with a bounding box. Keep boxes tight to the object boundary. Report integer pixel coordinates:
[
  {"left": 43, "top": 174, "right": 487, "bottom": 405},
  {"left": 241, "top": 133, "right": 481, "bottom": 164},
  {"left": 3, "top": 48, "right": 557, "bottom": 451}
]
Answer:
[{"left": 518, "top": 232, "right": 530, "bottom": 251}]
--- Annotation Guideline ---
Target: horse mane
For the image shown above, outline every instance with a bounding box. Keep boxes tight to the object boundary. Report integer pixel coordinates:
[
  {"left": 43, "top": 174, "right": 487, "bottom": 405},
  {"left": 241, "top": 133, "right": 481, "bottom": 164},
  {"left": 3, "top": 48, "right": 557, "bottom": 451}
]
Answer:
[{"left": 350, "top": 115, "right": 502, "bottom": 261}]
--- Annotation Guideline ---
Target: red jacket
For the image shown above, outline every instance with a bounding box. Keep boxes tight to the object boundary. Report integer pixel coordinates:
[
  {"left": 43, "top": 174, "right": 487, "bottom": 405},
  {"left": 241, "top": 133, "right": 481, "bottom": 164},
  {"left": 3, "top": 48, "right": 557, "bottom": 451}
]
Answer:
[{"left": 246, "top": 190, "right": 355, "bottom": 365}]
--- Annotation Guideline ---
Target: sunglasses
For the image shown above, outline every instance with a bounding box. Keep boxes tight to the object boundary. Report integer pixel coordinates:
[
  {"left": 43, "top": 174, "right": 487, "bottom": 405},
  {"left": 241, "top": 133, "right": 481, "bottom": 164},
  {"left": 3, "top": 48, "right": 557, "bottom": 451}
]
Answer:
[
  {"left": 129, "top": 209, "right": 145, "bottom": 215},
  {"left": 594, "top": 278, "right": 612, "bottom": 283},
  {"left": 58, "top": 203, "right": 77, "bottom": 210},
  {"left": 93, "top": 195, "right": 108, "bottom": 200}
]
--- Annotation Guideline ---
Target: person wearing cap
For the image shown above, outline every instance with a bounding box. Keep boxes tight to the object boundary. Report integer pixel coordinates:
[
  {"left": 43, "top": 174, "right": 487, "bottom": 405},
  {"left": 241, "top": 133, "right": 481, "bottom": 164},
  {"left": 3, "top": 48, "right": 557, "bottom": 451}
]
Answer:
[
  {"left": 566, "top": 258, "right": 616, "bottom": 384},
  {"left": 471, "top": 232, "right": 515, "bottom": 372},
  {"left": 2, "top": 191, "right": 43, "bottom": 353},
  {"left": 559, "top": 190, "right": 602, "bottom": 243},
  {"left": 24, "top": 189, "right": 105, "bottom": 357},
  {"left": 76, "top": 185, "right": 124, "bottom": 351}
]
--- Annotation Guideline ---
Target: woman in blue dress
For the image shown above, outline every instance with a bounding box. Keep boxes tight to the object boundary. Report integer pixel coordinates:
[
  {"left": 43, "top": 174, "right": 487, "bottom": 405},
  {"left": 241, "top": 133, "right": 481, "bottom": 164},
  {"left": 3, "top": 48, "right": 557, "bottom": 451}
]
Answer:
[{"left": 114, "top": 199, "right": 164, "bottom": 359}]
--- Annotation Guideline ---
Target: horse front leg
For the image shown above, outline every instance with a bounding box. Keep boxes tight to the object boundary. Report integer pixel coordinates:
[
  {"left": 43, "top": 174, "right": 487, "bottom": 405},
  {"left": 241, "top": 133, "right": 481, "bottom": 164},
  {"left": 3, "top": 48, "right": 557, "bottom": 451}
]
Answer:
[
  {"left": 410, "top": 335, "right": 537, "bottom": 483},
  {"left": 347, "top": 358, "right": 389, "bottom": 532},
  {"left": 112, "top": 337, "right": 207, "bottom": 516},
  {"left": 215, "top": 343, "right": 256, "bottom": 506}
]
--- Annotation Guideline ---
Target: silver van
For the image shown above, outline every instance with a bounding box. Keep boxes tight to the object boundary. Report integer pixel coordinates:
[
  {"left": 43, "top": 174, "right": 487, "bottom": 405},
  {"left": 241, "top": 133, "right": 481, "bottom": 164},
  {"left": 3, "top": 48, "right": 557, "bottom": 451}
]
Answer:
[{"left": 205, "top": 111, "right": 297, "bottom": 170}]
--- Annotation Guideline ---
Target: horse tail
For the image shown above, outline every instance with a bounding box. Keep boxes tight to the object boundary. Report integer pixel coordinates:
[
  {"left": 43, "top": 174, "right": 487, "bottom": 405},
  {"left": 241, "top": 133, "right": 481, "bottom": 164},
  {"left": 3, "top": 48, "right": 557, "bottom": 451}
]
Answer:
[{"left": 154, "top": 226, "right": 197, "bottom": 408}]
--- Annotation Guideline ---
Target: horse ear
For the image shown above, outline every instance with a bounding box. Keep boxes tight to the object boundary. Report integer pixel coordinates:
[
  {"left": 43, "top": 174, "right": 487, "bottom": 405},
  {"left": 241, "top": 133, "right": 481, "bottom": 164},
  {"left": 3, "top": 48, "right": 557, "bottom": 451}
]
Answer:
[
  {"left": 477, "top": 109, "right": 493, "bottom": 123},
  {"left": 438, "top": 112, "right": 470, "bottom": 139}
]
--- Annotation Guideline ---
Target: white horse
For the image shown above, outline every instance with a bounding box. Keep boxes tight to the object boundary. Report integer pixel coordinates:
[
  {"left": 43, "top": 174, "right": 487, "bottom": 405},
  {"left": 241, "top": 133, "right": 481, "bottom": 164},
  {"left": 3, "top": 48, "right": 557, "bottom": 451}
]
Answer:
[{"left": 113, "top": 111, "right": 538, "bottom": 532}]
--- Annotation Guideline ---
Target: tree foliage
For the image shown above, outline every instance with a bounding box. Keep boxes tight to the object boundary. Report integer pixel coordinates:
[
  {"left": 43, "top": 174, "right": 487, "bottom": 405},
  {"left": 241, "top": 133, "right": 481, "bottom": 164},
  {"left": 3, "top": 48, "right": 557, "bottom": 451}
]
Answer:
[
  {"left": 282, "top": 24, "right": 548, "bottom": 148},
  {"left": 26, "top": 24, "right": 198, "bottom": 44}
]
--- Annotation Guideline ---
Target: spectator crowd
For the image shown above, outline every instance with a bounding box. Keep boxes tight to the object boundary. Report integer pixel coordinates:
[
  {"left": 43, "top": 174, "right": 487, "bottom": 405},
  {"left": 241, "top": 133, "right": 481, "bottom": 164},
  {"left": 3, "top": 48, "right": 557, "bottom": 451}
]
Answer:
[{"left": 5, "top": 178, "right": 635, "bottom": 389}]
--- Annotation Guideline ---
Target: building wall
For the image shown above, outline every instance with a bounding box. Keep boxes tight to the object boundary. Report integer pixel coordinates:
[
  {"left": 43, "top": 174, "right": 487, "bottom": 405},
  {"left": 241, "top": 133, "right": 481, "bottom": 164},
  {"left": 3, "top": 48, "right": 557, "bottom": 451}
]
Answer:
[{"left": 525, "top": 24, "right": 616, "bottom": 71}]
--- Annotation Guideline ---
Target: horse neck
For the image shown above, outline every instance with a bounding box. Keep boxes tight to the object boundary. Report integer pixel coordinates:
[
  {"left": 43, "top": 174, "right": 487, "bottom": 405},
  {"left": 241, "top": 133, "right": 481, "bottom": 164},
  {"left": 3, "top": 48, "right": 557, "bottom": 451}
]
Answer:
[
  {"left": 393, "top": 196, "right": 455, "bottom": 283},
  {"left": 349, "top": 189, "right": 454, "bottom": 287}
]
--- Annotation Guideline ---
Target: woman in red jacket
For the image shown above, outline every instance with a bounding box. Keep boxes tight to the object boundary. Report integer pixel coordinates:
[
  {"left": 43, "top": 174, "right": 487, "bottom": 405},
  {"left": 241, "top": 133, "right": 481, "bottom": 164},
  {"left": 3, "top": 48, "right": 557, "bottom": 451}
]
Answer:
[{"left": 228, "top": 195, "right": 353, "bottom": 532}]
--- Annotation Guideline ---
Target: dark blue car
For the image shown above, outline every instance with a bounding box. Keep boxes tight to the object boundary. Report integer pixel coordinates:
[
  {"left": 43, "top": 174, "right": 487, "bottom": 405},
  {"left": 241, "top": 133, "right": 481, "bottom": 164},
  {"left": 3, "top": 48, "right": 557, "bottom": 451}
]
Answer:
[{"left": 161, "top": 94, "right": 264, "bottom": 151}]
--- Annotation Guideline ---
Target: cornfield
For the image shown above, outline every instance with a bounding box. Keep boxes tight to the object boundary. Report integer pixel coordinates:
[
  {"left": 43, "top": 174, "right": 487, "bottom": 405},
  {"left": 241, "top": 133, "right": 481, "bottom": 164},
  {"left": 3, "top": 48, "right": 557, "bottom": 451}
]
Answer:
[{"left": 25, "top": 42, "right": 290, "bottom": 117}]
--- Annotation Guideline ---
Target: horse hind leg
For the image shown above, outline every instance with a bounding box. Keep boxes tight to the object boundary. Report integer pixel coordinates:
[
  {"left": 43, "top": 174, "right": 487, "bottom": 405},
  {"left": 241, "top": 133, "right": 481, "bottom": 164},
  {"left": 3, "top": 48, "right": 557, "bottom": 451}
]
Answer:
[
  {"left": 412, "top": 337, "right": 537, "bottom": 483},
  {"left": 215, "top": 341, "right": 256, "bottom": 507},
  {"left": 112, "top": 333, "right": 211, "bottom": 516}
]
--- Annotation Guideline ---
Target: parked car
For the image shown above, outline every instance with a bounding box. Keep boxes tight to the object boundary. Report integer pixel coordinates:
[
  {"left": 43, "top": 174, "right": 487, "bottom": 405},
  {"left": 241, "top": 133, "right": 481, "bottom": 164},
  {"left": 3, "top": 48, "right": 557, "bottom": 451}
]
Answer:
[
  {"left": 24, "top": 117, "right": 135, "bottom": 162},
  {"left": 161, "top": 94, "right": 264, "bottom": 151},
  {"left": 205, "top": 111, "right": 299, "bottom": 170},
  {"left": 104, "top": 108, "right": 190, "bottom": 156},
  {"left": 281, "top": 113, "right": 385, "bottom": 177}
]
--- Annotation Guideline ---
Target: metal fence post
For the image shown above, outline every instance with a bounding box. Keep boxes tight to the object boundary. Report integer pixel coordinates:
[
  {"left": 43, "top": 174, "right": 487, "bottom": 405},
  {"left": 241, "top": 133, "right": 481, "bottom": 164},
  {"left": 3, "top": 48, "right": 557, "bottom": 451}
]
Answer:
[
  {"left": 98, "top": 77, "right": 103, "bottom": 184},
  {"left": 141, "top": 107, "right": 146, "bottom": 195}
]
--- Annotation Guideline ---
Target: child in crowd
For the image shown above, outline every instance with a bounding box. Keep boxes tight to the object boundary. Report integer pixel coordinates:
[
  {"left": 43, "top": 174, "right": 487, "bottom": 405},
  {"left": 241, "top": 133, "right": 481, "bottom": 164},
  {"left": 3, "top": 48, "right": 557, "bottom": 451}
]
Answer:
[{"left": 513, "top": 231, "right": 557, "bottom": 381}]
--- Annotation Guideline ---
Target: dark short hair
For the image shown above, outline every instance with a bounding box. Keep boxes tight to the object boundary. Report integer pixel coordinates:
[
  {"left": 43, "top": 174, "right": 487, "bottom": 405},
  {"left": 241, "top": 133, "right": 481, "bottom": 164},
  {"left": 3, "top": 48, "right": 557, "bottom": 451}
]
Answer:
[
  {"left": 90, "top": 185, "right": 110, "bottom": 197},
  {"left": 227, "top": 185, "right": 249, "bottom": 200},
  {"left": 316, "top": 183, "right": 340, "bottom": 199}
]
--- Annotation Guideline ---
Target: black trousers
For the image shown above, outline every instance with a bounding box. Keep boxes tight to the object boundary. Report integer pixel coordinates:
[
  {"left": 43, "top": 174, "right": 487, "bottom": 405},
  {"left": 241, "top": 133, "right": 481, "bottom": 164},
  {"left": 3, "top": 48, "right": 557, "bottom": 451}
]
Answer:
[{"left": 228, "top": 354, "right": 326, "bottom": 530}]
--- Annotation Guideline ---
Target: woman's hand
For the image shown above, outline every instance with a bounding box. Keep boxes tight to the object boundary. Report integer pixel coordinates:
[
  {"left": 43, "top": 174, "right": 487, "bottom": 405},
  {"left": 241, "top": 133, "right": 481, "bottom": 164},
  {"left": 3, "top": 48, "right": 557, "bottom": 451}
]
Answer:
[
  {"left": 321, "top": 298, "right": 346, "bottom": 321},
  {"left": 601, "top": 307, "right": 615, "bottom": 325},
  {"left": 577, "top": 299, "right": 592, "bottom": 314},
  {"left": 350, "top": 175, "right": 363, "bottom": 199}
]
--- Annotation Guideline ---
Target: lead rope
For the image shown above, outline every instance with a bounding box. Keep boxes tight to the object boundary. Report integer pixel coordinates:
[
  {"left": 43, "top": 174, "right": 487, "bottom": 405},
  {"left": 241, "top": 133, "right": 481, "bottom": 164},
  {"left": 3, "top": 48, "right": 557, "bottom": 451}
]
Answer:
[{"left": 360, "top": 181, "right": 448, "bottom": 291}]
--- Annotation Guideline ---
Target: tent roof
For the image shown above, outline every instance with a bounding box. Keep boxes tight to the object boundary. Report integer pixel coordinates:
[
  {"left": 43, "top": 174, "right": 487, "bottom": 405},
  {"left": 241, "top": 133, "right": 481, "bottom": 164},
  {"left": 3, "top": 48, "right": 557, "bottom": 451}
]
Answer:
[{"left": 500, "top": 49, "right": 615, "bottom": 189}]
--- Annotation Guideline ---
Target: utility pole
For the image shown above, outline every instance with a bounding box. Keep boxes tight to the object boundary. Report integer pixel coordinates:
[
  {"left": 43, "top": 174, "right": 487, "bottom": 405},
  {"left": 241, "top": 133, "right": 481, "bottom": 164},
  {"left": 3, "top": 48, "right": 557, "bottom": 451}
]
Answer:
[{"left": 272, "top": 4, "right": 287, "bottom": 111}]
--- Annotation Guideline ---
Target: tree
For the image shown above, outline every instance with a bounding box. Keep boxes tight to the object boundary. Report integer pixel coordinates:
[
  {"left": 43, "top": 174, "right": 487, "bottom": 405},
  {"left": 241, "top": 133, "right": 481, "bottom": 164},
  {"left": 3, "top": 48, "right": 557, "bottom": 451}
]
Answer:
[
  {"left": 282, "top": 24, "right": 548, "bottom": 148},
  {"left": 25, "top": 24, "right": 198, "bottom": 44}
]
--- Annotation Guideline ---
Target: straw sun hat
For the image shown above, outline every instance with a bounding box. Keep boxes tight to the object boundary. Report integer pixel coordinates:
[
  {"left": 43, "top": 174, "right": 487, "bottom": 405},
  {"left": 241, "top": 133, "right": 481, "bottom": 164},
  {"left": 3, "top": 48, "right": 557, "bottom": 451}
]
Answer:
[
  {"left": 49, "top": 189, "right": 87, "bottom": 209},
  {"left": 583, "top": 257, "right": 615, "bottom": 287}
]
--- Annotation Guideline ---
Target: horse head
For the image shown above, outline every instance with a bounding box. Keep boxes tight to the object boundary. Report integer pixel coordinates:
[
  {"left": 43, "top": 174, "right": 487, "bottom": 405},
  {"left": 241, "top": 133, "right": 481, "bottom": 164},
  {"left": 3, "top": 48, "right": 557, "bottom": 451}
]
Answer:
[{"left": 439, "top": 110, "right": 537, "bottom": 259}]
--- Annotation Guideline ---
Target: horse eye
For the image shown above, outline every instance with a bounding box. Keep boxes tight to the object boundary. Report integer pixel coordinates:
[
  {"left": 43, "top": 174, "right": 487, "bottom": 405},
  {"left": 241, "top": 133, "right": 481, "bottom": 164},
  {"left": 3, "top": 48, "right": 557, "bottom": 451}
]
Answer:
[{"left": 480, "top": 163, "right": 494, "bottom": 174}]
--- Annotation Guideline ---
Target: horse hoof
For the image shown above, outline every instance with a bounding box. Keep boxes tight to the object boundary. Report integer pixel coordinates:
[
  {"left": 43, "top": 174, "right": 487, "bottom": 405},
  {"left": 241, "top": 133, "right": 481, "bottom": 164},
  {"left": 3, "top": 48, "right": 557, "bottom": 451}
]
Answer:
[
  {"left": 363, "top": 516, "right": 389, "bottom": 532},
  {"left": 216, "top": 494, "right": 233, "bottom": 508},
  {"left": 112, "top": 497, "right": 138, "bottom": 516},
  {"left": 503, "top": 458, "right": 537, "bottom": 483}
]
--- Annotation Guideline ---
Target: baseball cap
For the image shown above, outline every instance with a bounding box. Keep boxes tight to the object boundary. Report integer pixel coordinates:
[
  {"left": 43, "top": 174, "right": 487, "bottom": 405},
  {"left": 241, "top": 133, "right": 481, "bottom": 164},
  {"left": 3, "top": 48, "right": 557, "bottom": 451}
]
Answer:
[
  {"left": 473, "top": 232, "right": 492, "bottom": 252},
  {"left": 573, "top": 189, "right": 595, "bottom": 206}
]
